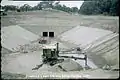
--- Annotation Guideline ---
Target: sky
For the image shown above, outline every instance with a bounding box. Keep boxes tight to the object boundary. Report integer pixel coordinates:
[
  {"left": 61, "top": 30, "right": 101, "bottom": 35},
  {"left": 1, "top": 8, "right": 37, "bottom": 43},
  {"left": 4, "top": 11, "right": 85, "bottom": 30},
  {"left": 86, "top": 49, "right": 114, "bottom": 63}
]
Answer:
[{"left": 1, "top": 0, "right": 84, "bottom": 9}]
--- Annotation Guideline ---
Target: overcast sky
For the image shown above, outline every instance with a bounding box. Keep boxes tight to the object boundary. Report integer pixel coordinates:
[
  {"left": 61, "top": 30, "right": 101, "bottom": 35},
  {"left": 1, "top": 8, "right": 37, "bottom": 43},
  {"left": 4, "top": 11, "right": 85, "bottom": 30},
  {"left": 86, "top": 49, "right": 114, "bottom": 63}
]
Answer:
[{"left": 1, "top": 0, "right": 84, "bottom": 9}]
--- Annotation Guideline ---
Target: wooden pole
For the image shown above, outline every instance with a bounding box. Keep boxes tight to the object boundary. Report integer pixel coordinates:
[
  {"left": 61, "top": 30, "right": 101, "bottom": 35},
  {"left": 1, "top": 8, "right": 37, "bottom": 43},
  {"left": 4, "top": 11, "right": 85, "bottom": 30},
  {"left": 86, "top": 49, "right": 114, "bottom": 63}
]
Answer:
[
  {"left": 56, "top": 42, "right": 59, "bottom": 56},
  {"left": 85, "top": 54, "right": 87, "bottom": 67}
]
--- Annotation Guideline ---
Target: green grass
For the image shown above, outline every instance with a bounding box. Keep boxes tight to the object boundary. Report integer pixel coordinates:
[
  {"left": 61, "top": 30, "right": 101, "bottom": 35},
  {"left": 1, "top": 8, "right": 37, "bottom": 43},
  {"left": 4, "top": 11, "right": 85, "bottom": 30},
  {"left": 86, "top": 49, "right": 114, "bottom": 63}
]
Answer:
[{"left": 1, "top": 10, "right": 119, "bottom": 33}]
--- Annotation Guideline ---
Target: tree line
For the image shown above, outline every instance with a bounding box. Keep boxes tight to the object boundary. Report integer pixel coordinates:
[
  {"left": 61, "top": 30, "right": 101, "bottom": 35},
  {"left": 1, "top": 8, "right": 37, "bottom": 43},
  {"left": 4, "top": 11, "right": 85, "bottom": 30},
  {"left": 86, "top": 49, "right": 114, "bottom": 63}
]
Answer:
[
  {"left": 1, "top": 1, "right": 79, "bottom": 13},
  {"left": 1, "top": 0, "right": 118, "bottom": 16},
  {"left": 79, "top": 0, "right": 118, "bottom": 16}
]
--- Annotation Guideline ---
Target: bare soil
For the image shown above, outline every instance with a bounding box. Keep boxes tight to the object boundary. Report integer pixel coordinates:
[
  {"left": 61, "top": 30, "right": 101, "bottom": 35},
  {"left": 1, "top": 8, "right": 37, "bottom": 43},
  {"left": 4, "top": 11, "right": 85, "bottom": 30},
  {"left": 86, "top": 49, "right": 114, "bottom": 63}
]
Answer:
[{"left": 1, "top": 10, "right": 119, "bottom": 79}]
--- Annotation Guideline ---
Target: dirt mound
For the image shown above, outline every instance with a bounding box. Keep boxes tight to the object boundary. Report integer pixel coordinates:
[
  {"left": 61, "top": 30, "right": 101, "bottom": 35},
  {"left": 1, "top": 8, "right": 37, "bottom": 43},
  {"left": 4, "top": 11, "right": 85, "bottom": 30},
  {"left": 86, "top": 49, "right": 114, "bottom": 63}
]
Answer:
[{"left": 1, "top": 25, "right": 39, "bottom": 52}]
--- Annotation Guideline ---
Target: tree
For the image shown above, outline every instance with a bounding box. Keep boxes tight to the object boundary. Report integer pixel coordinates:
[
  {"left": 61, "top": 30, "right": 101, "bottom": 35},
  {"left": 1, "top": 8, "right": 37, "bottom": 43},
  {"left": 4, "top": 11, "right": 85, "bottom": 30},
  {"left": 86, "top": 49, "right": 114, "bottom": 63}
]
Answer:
[
  {"left": 36, "top": 2, "right": 42, "bottom": 10},
  {"left": 20, "top": 4, "right": 32, "bottom": 11},
  {"left": 109, "top": 0, "right": 119, "bottom": 16},
  {"left": 32, "top": 5, "right": 39, "bottom": 10},
  {"left": 79, "top": 0, "right": 118, "bottom": 16},
  {"left": 61, "top": 5, "right": 67, "bottom": 11},
  {"left": 71, "top": 7, "right": 78, "bottom": 13},
  {"left": 79, "top": 1, "right": 95, "bottom": 15},
  {"left": 2, "top": 5, "right": 17, "bottom": 11},
  {"left": 38, "top": 1, "right": 54, "bottom": 9}
]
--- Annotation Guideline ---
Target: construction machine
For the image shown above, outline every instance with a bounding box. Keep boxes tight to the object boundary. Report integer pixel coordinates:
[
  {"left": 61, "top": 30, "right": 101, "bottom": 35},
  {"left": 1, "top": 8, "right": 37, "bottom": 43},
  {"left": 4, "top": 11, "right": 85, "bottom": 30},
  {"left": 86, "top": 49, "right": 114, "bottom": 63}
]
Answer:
[{"left": 32, "top": 40, "right": 88, "bottom": 70}]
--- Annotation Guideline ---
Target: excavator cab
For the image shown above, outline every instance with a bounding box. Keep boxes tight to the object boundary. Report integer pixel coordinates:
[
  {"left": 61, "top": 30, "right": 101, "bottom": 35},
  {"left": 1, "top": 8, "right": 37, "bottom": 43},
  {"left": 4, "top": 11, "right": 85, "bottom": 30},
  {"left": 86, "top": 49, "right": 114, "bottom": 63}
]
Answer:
[
  {"left": 42, "top": 45, "right": 58, "bottom": 64},
  {"left": 42, "top": 48, "right": 57, "bottom": 59}
]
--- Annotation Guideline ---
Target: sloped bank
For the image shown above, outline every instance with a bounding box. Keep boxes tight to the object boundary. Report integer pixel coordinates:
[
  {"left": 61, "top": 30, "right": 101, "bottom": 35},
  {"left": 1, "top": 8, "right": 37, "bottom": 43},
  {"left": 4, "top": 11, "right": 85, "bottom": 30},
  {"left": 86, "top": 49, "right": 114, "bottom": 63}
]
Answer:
[{"left": 58, "top": 26, "right": 119, "bottom": 68}]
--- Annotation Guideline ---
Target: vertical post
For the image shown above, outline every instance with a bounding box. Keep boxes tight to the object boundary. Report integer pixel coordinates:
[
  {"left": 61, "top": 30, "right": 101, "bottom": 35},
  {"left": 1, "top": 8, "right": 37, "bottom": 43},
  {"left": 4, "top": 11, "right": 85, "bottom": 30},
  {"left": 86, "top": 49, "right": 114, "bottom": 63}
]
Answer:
[
  {"left": 85, "top": 54, "right": 87, "bottom": 68},
  {"left": 56, "top": 42, "right": 59, "bottom": 56}
]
